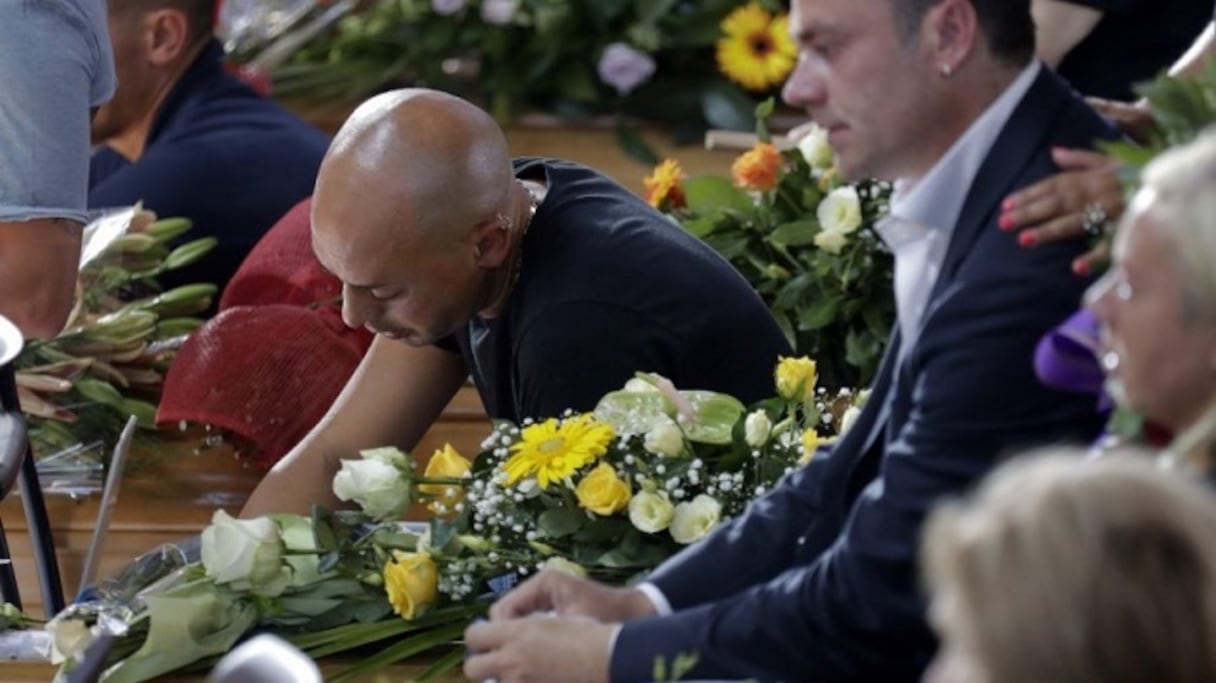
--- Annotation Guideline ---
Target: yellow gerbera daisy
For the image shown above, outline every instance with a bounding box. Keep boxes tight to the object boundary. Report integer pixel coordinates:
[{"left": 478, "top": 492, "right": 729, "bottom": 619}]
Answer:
[
  {"left": 716, "top": 3, "right": 797, "bottom": 92},
  {"left": 502, "top": 414, "right": 616, "bottom": 489},
  {"left": 644, "top": 158, "right": 687, "bottom": 210}
]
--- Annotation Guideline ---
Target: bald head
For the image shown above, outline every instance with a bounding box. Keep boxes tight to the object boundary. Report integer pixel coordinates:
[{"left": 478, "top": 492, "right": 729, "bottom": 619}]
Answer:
[{"left": 315, "top": 89, "right": 515, "bottom": 244}]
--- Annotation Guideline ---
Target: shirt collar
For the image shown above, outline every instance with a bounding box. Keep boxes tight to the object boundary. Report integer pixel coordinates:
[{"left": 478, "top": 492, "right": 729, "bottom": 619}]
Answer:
[{"left": 887, "top": 60, "right": 1041, "bottom": 234}]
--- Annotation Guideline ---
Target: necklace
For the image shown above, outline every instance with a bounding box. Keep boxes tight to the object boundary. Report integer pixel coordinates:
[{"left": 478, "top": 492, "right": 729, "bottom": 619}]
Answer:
[{"left": 482, "top": 180, "right": 539, "bottom": 317}]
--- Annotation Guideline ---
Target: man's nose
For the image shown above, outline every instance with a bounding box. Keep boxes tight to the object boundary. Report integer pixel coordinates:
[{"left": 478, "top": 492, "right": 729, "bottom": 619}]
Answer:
[
  {"left": 341, "top": 286, "right": 373, "bottom": 330},
  {"left": 782, "top": 56, "right": 827, "bottom": 111}
]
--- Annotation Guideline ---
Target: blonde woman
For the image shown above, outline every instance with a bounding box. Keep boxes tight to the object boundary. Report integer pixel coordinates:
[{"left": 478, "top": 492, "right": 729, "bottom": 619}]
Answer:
[
  {"left": 1086, "top": 128, "right": 1216, "bottom": 469},
  {"left": 922, "top": 453, "right": 1216, "bottom": 683}
]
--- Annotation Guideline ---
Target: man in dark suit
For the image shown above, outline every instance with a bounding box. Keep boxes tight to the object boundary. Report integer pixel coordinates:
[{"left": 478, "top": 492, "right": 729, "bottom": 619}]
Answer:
[{"left": 464, "top": 0, "right": 1114, "bottom": 680}]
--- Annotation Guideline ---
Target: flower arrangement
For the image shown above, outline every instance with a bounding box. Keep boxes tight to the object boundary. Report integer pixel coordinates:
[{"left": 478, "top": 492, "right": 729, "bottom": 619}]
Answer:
[
  {"left": 646, "top": 102, "right": 894, "bottom": 389},
  {"left": 45, "top": 358, "right": 863, "bottom": 681},
  {"left": 258, "top": 0, "right": 796, "bottom": 142},
  {"left": 16, "top": 208, "right": 216, "bottom": 490}
]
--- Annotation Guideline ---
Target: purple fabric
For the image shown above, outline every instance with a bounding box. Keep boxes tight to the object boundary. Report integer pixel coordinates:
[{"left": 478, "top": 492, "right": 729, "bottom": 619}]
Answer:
[{"left": 1035, "top": 309, "right": 1110, "bottom": 410}]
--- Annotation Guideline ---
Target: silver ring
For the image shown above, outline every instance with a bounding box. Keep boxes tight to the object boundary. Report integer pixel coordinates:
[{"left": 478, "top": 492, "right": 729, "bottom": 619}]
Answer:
[{"left": 1080, "top": 202, "right": 1109, "bottom": 238}]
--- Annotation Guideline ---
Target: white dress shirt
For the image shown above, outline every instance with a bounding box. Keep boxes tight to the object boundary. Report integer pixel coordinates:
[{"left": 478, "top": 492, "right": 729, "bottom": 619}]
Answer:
[{"left": 877, "top": 61, "right": 1041, "bottom": 350}]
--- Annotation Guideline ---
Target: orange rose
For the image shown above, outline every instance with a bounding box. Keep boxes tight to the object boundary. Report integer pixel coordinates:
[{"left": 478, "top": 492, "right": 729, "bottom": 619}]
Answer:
[
  {"left": 644, "top": 159, "right": 687, "bottom": 210},
  {"left": 731, "top": 142, "right": 783, "bottom": 191}
]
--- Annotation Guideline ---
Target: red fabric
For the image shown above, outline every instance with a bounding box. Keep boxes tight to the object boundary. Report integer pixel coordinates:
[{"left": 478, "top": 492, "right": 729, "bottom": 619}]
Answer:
[{"left": 158, "top": 197, "right": 373, "bottom": 469}]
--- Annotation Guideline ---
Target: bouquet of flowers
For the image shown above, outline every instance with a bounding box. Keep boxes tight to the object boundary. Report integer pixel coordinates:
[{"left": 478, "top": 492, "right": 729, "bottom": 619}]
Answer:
[
  {"left": 646, "top": 101, "right": 894, "bottom": 389},
  {"left": 246, "top": 0, "right": 795, "bottom": 145},
  {"left": 46, "top": 357, "right": 863, "bottom": 681},
  {"left": 16, "top": 208, "right": 217, "bottom": 492}
]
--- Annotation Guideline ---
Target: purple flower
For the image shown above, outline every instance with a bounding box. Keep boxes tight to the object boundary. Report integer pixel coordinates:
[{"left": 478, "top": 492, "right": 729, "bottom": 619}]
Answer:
[
  {"left": 481, "top": 0, "right": 518, "bottom": 25},
  {"left": 596, "top": 42, "right": 656, "bottom": 96},
  {"left": 431, "top": 0, "right": 466, "bottom": 15}
]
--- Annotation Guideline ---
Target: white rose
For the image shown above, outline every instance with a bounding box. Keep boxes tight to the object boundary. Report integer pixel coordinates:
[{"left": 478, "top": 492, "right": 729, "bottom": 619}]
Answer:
[
  {"left": 431, "top": 0, "right": 465, "bottom": 15},
  {"left": 839, "top": 406, "right": 862, "bottom": 435},
  {"left": 817, "top": 186, "right": 863, "bottom": 234},
  {"left": 813, "top": 228, "right": 849, "bottom": 255},
  {"left": 628, "top": 491, "right": 675, "bottom": 533},
  {"left": 200, "top": 510, "right": 287, "bottom": 596},
  {"left": 796, "top": 123, "right": 834, "bottom": 171},
  {"left": 643, "top": 417, "right": 685, "bottom": 457},
  {"left": 669, "top": 494, "right": 722, "bottom": 544},
  {"left": 480, "top": 0, "right": 518, "bottom": 24},
  {"left": 744, "top": 410, "right": 772, "bottom": 447},
  {"left": 46, "top": 617, "right": 94, "bottom": 665},
  {"left": 332, "top": 457, "right": 410, "bottom": 520}
]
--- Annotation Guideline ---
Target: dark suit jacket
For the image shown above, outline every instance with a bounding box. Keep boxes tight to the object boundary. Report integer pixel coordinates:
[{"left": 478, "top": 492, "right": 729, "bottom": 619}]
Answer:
[{"left": 610, "top": 66, "right": 1115, "bottom": 683}]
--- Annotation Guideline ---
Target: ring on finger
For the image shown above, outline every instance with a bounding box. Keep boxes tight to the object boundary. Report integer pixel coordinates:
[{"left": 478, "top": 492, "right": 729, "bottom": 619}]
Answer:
[{"left": 1080, "top": 202, "right": 1110, "bottom": 238}]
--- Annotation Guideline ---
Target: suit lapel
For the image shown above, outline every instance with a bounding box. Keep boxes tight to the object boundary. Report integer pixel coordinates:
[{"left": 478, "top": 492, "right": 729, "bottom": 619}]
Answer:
[{"left": 928, "top": 67, "right": 1071, "bottom": 302}]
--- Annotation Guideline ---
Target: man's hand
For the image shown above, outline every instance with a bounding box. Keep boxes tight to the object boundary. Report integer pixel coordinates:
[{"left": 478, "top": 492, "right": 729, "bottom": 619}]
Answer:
[
  {"left": 999, "top": 147, "right": 1120, "bottom": 275},
  {"left": 464, "top": 614, "right": 616, "bottom": 683},
  {"left": 488, "top": 569, "right": 657, "bottom": 623}
]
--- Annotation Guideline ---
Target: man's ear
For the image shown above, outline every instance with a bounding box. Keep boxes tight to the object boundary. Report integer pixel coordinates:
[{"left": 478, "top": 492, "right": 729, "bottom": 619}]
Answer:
[
  {"left": 469, "top": 215, "right": 512, "bottom": 268},
  {"left": 144, "top": 9, "right": 191, "bottom": 67},
  {"left": 924, "top": 0, "right": 978, "bottom": 75}
]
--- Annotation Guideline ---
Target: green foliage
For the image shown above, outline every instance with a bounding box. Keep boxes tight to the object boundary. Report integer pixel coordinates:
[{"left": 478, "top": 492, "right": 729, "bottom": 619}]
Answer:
[{"left": 264, "top": 0, "right": 784, "bottom": 135}]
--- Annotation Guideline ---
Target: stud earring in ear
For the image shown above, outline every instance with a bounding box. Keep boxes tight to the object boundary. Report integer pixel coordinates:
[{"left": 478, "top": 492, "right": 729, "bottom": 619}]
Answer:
[{"left": 940, "top": 63, "right": 953, "bottom": 77}]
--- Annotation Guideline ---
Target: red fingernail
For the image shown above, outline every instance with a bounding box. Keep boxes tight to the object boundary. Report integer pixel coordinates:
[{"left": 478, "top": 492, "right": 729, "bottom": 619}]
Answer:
[
  {"left": 1002, "top": 198, "right": 1016, "bottom": 211},
  {"left": 999, "top": 215, "right": 1015, "bottom": 231},
  {"left": 1072, "top": 260, "right": 1090, "bottom": 276},
  {"left": 1018, "top": 232, "right": 1038, "bottom": 248}
]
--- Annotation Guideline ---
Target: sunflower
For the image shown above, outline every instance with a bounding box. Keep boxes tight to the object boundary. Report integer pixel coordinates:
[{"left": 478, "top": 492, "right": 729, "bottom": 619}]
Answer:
[
  {"left": 716, "top": 3, "right": 797, "bottom": 92},
  {"left": 644, "top": 158, "right": 687, "bottom": 210},
  {"left": 502, "top": 414, "right": 616, "bottom": 488},
  {"left": 731, "top": 141, "right": 784, "bottom": 191}
]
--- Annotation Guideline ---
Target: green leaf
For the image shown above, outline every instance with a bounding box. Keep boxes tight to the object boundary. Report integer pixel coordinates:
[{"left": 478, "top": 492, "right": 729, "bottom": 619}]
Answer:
[
  {"left": 683, "top": 174, "right": 754, "bottom": 215},
  {"left": 768, "top": 220, "right": 819, "bottom": 247},
  {"left": 413, "top": 646, "right": 466, "bottom": 683},
  {"left": 539, "top": 507, "right": 587, "bottom": 538},
  {"left": 700, "top": 81, "right": 757, "bottom": 131},
  {"left": 616, "top": 120, "right": 661, "bottom": 165},
  {"left": 797, "top": 297, "right": 840, "bottom": 331},
  {"left": 328, "top": 620, "right": 470, "bottom": 683}
]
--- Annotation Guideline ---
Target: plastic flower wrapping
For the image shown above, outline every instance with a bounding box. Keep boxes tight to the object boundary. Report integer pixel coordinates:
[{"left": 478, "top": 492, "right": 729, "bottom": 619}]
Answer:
[
  {"left": 647, "top": 100, "right": 895, "bottom": 390},
  {"left": 43, "top": 359, "right": 864, "bottom": 681}
]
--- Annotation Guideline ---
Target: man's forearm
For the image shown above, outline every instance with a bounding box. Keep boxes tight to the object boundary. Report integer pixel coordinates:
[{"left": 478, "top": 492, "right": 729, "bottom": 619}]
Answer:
[{"left": 0, "top": 218, "right": 82, "bottom": 339}]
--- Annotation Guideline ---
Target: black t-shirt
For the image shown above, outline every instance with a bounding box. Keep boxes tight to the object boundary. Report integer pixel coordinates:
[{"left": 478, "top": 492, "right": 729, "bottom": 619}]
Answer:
[
  {"left": 1055, "top": 0, "right": 1210, "bottom": 101},
  {"left": 436, "top": 158, "right": 793, "bottom": 422}
]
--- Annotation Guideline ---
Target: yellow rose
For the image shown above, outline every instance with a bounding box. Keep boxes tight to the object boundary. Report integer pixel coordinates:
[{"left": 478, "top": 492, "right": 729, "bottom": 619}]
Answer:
[
  {"left": 775, "top": 356, "right": 818, "bottom": 402},
  {"left": 799, "top": 428, "right": 820, "bottom": 465},
  {"left": 575, "top": 462, "right": 632, "bottom": 516},
  {"left": 383, "top": 551, "right": 438, "bottom": 620},
  {"left": 419, "top": 443, "right": 472, "bottom": 513}
]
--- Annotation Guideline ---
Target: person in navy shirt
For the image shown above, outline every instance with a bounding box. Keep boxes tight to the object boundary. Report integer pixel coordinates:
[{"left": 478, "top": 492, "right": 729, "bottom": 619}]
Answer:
[{"left": 89, "top": 0, "right": 330, "bottom": 296}]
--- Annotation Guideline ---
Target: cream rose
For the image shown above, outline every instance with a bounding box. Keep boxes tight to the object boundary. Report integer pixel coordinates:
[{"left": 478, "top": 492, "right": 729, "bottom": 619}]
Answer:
[
  {"left": 669, "top": 494, "right": 722, "bottom": 544},
  {"left": 643, "top": 417, "right": 685, "bottom": 457},
  {"left": 200, "top": 510, "right": 288, "bottom": 596},
  {"left": 629, "top": 490, "right": 676, "bottom": 534},
  {"left": 543, "top": 556, "right": 588, "bottom": 578},
  {"left": 839, "top": 406, "right": 862, "bottom": 435},
  {"left": 744, "top": 410, "right": 773, "bottom": 447},
  {"left": 796, "top": 123, "right": 835, "bottom": 171},
  {"left": 575, "top": 462, "right": 632, "bottom": 516},
  {"left": 813, "top": 228, "right": 849, "bottom": 255},
  {"left": 817, "top": 186, "right": 863, "bottom": 234},
  {"left": 332, "top": 456, "right": 410, "bottom": 521}
]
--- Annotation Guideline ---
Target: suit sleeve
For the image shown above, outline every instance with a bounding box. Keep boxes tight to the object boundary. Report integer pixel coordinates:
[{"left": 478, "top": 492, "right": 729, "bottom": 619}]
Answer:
[{"left": 611, "top": 256, "right": 1103, "bottom": 682}]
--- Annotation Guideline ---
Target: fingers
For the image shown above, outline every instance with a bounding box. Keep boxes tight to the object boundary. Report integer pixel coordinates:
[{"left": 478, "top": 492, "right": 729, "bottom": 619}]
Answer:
[
  {"left": 1014, "top": 214, "right": 1083, "bottom": 248},
  {"left": 488, "top": 573, "right": 558, "bottom": 621},
  {"left": 1072, "top": 242, "right": 1112, "bottom": 277},
  {"left": 1049, "top": 147, "right": 1113, "bottom": 171}
]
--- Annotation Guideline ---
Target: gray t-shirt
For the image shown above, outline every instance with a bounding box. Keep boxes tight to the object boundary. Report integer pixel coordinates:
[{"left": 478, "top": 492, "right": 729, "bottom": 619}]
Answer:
[{"left": 0, "top": 0, "right": 116, "bottom": 223}]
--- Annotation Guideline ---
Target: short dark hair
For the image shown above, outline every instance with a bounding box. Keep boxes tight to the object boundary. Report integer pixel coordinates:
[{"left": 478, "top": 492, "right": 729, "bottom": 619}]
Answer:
[
  {"left": 887, "top": 0, "right": 1035, "bottom": 65},
  {"left": 114, "top": 0, "right": 216, "bottom": 42}
]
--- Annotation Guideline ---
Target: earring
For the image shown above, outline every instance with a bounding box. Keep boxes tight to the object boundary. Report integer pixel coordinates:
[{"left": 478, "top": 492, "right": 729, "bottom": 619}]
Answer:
[{"left": 939, "top": 63, "right": 953, "bottom": 77}]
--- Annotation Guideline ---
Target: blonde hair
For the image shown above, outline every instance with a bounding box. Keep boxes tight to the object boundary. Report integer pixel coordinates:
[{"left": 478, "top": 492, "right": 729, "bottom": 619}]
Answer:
[{"left": 923, "top": 452, "right": 1216, "bottom": 683}]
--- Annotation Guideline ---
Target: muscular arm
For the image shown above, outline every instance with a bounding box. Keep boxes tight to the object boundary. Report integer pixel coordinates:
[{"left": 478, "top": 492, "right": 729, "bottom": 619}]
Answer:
[
  {"left": 240, "top": 338, "right": 468, "bottom": 517},
  {"left": 1032, "top": 0, "right": 1103, "bottom": 67},
  {"left": 0, "top": 218, "right": 83, "bottom": 339}
]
